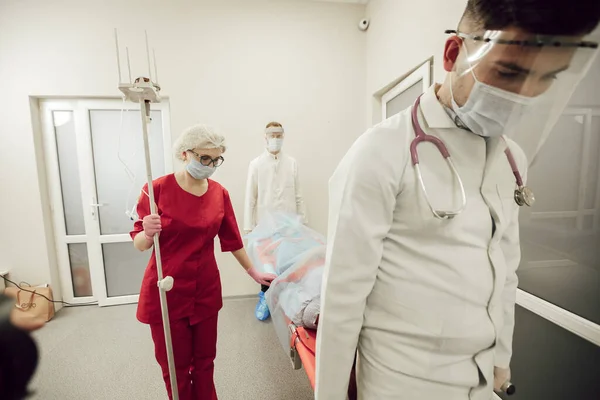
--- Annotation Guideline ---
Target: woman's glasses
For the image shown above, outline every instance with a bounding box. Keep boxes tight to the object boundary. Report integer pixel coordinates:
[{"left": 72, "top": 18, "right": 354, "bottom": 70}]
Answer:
[{"left": 187, "top": 150, "right": 224, "bottom": 167}]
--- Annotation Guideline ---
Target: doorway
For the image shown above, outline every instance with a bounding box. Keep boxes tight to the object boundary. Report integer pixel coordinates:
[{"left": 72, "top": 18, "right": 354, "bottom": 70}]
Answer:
[
  {"left": 381, "top": 60, "right": 432, "bottom": 120},
  {"left": 39, "top": 99, "right": 172, "bottom": 306}
]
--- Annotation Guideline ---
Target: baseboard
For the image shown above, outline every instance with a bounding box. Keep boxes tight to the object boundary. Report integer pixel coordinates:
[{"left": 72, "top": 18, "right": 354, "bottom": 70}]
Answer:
[{"left": 223, "top": 294, "right": 257, "bottom": 301}]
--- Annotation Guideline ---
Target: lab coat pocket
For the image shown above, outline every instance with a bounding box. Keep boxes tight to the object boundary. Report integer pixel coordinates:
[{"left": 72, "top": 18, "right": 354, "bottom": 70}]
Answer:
[
  {"left": 365, "top": 292, "right": 444, "bottom": 351},
  {"left": 283, "top": 180, "right": 296, "bottom": 196},
  {"left": 284, "top": 178, "right": 295, "bottom": 189},
  {"left": 395, "top": 175, "right": 452, "bottom": 232},
  {"left": 362, "top": 294, "right": 444, "bottom": 376}
]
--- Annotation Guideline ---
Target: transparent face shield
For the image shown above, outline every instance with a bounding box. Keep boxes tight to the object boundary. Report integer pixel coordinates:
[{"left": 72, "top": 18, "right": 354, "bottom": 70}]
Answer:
[{"left": 447, "top": 29, "right": 599, "bottom": 164}]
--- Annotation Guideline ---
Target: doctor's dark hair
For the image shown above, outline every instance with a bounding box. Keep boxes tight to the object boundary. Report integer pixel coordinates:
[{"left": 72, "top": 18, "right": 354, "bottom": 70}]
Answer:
[{"left": 460, "top": 0, "right": 600, "bottom": 36}]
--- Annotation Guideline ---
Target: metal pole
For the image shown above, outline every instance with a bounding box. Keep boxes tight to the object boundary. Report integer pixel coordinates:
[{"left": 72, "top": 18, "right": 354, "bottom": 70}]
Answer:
[
  {"left": 126, "top": 48, "right": 132, "bottom": 84},
  {"left": 145, "top": 31, "right": 153, "bottom": 82},
  {"left": 114, "top": 29, "right": 122, "bottom": 84},
  {"left": 140, "top": 100, "right": 179, "bottom": 400}
]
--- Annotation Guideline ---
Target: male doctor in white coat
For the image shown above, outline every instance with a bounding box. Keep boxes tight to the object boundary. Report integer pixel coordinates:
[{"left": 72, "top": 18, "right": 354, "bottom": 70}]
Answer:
[
  {"left": 316, "top": 0, "right": 600, "bottom": 399},
  {"left": 244, "top": 121, "right": 307, "bottom": 320}
]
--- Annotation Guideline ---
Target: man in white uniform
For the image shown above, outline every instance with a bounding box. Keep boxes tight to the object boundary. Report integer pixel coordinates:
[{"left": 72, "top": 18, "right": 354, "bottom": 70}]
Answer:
[
  {"left": 244, "top": 121, "right": 307, "bottom": 320},
  {"left": 316, "top": 0, "right": 600, "bottom": 399}
]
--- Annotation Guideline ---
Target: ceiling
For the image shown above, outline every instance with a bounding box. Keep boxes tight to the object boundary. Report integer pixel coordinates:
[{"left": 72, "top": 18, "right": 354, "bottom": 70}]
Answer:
[{"left": 297, "top": 0, "right": 370, "bottom": 4}]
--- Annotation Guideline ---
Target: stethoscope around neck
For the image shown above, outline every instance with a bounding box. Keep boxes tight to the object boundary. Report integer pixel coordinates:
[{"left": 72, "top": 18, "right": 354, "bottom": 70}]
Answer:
[{"left": 410, "top": 95, "right": 535, "bottom": 220}]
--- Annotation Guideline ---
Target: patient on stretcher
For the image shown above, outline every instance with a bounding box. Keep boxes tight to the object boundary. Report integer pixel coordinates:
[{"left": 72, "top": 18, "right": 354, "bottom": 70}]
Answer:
[{"left": 246, "top": 212, "right": 325, "bottom": 329}]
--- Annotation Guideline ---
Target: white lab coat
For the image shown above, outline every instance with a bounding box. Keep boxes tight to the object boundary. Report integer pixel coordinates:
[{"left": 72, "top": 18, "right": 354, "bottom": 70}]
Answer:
[
  {"left": 244, "top": 151, "right": 307, "bottom": 232},
  {"left": 315, "top": 84, "right": 526, "bottom": 400}
]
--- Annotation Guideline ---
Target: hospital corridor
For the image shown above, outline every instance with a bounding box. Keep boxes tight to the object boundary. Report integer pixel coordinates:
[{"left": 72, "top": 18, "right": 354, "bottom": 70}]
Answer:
[
  {"left": 27, "top": 300, "right": 314, "bottom": 400},
  {"left": 1, "top": 0, "right": 599, "bottom": 399}
]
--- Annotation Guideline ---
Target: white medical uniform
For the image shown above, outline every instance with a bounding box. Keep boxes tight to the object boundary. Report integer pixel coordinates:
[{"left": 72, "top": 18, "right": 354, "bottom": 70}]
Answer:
[
  {"left": 244, "top": 151, "right": 307, "bottom": 232},
  {"left": 315, "top": 84, "right": 526, "bottom": 400}
]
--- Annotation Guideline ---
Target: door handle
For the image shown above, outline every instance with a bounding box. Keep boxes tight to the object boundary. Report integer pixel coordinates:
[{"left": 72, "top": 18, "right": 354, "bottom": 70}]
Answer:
[{"left": 90, "top": 203, "right": 106, "bottom": 220}]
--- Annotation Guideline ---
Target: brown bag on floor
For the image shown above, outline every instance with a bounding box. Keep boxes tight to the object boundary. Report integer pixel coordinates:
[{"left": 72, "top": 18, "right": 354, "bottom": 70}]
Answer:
[{"left": 3, "top": 284, "right": 56, "bottom": 325}]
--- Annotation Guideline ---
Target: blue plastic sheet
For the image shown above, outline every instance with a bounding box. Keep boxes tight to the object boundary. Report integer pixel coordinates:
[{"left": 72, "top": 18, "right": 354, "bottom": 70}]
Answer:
[{"left": 246, "top": 211, "right": 325, "bottom": 329}]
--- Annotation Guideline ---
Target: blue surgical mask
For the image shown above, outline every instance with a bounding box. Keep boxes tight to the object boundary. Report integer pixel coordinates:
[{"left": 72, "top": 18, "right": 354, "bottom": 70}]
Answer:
[
  {"left": 267, "top": 138, "right": 284, "bottom": 153},
  {"left": 186, "top": 159, "right": 216, "bottom": 180},
  {"left": 449, "top": 66, "right": 537, "bottom": 138}
]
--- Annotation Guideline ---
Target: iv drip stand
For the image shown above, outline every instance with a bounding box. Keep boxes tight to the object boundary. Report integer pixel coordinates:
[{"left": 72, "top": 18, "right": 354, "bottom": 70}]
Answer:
[
  {"left": 140, "top": 100, "right": 179, "bottom": 400},
  {"left": 114, "top": 29, "right": 179, "bottom": 400}
]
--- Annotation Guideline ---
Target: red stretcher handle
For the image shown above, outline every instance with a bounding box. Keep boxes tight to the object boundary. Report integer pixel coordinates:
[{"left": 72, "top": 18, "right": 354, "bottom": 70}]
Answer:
[
  {"left": 288, "top": 321, "right": 357, "bottom": 400},
  {"left": 295, "top": 333, "right": 317, "bottom": 388}
]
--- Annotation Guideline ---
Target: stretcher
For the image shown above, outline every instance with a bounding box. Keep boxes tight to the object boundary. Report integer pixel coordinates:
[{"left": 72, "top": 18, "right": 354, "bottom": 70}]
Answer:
[
  {"left": 284, "top": 315, "right": 357, "bottom": 400},
  {"left": 269, "top": 289, "right": 356, "bottom": 399},
  {"left": 287, "top": 320, "right": 316, "bottom": 386},
  {"left": 266, "top": 254, "right": 321, "bottom": 388},
  {"left": 247, "top": 212, "right": 357, "bottom": 398},
  {"left": 266, "top": 256, "right": 357, "bottom": 398}
]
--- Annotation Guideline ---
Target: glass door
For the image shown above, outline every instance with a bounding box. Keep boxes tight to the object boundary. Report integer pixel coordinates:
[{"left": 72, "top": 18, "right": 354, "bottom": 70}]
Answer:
[
  {"left": 41, "top": 106, "right": 95, "bottom": 305},
  {"left": 381, "top": 59, "right": 432, "bottom": 120},
  {"left": 40, "top": 99, "right": 172, "bottom": 306},
  {"left": 512, "top": 50, "right": 600, "bottom": 374}
]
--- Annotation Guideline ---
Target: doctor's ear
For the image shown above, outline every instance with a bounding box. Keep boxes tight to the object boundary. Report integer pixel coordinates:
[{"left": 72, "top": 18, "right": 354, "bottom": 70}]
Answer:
[{"left": 443, "top": 37, "right": 462, "bottom": 72}]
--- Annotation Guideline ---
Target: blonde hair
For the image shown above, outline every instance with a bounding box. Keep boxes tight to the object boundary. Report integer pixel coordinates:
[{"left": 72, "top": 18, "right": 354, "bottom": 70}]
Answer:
[
  {"left": 266, "top": 121, "right": 283, "bottom": 129},
  {"left": 172, "top": 124, "right": 226, "bottom": 161}
]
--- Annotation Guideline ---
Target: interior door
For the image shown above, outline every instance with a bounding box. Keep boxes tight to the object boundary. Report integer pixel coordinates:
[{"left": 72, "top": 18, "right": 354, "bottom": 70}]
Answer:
[
  {"left": 41, "top": 99, "right": 172, "bottom": 306},
  {"left": 382, "top": 60, "right": 432, "bottom": 120},
  {"left": 41, "top": 106, "right": 95, "bottom": 305}
]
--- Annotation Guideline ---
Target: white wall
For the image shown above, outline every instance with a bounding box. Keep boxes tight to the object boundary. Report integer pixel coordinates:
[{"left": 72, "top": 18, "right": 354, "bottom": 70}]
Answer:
[
  {"left": 365, "top": 0, "right": 466, "bottom": 125},
  {"left": 0, "top": 0, "right": 367, "bottom": 298}
]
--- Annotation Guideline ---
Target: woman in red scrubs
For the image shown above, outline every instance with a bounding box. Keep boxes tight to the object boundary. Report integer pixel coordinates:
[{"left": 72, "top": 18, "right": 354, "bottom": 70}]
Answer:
[{"left": 131, "top": 124, "right": 275, "bottom": 400}]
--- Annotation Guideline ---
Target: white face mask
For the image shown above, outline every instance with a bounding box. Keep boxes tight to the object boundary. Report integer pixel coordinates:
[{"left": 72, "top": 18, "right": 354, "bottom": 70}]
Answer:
[
  {"left": 267, "top": 138, "right": 284, "bottom": 153},
  {"left": 450, "top": 71, "right": 537, "bottom": 138},
  {"left": 186, "top": 159, "right": 216, "bottom": 180}
]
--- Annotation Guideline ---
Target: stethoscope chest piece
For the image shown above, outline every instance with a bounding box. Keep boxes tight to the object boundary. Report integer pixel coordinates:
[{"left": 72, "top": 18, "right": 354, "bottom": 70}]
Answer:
[{"left": 514, "top": 186, "right": 535, "bottom": 207}]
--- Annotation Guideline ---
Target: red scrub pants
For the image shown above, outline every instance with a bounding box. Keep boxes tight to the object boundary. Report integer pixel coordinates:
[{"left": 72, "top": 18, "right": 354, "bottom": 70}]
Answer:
[{"left": 150, "top": 315, "right": 218, "bottom": 400}]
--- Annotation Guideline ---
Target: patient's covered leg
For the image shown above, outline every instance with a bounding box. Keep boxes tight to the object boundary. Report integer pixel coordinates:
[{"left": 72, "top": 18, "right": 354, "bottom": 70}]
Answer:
[{"left": 302, "top": 297, "right": 321, "bottom": 329}]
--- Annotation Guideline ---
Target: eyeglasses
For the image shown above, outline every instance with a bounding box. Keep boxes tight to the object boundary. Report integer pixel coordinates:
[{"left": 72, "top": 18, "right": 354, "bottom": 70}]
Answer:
[{"left": 187, "top": 150, "right": 224, "bottom": 167}]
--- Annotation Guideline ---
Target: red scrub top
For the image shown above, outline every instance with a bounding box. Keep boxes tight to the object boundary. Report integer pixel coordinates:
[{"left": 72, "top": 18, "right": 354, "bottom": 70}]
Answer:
[{"left": 130, "top": 174, "right": 244, "bottom": 325}]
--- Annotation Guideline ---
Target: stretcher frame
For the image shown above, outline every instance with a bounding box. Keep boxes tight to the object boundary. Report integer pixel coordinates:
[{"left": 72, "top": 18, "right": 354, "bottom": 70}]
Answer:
[
  {"left": 286, "top": 318, "right": 510, "bottom": 399},
  {"left": 287, "top": 322, "right": 314, "bottom": 380},
  {"left": 283, "top": 315, "right": 357, "bottom": 400},
  {"left": 252, "top": 224, "right": 357, "bottom": 398}
]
